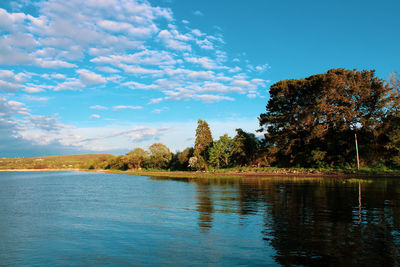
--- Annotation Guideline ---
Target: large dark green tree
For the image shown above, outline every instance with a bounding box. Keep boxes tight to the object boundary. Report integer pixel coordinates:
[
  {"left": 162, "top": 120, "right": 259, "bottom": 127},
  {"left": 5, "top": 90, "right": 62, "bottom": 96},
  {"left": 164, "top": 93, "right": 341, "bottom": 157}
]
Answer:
[
  {"left": 231, "top": 129, "right": 259, "bottom": 167},
  {"left": 194, "top": 119, "right": 213, "bottom": 169},
  {"left": 170, "top": 147, "right": 194, "bottom": 170},
  {"left": 379, "top": 72, "right": 400, "bottom": 167},
  {"left": 259, "top": 68, "right": 392, "bottom": 167}
]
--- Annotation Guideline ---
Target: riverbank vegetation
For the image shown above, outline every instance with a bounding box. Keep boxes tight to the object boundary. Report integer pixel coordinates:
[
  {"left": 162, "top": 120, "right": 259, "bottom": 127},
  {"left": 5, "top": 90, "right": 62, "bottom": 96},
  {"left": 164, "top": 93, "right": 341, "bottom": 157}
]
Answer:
[{"left": 1, "top": 69, "right": 400, "bottom": 176}]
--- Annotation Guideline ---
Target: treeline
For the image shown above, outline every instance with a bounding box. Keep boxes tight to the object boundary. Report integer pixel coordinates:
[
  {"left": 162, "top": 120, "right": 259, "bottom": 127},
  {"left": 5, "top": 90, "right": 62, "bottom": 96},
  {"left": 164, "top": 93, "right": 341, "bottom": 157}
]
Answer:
[
  {"left": 88, "top": 68, "right": 400, "bottom": 171},
  {"left": 87, "top": 121, "right": 264, "bottom": 171}
]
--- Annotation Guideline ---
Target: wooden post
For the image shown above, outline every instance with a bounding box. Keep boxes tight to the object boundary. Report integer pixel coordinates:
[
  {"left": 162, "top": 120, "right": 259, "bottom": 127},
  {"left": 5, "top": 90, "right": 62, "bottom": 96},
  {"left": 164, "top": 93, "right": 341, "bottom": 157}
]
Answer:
[{"left": 355, "top": 133, "right": 360, "bottom": 170}]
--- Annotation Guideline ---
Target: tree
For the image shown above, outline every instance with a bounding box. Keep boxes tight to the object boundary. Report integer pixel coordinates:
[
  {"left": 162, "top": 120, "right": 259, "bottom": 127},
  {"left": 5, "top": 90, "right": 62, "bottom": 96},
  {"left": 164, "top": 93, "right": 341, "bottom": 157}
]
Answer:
[
  {"left": 145, "top": 143, "right": 172, "bottom": 169},
  {"left": 106, "top": 155, "right": 128, "bottom": 170},
  {"left": 231, "top": 129, "right": 259, "bottom": 166},
  {"left": 177, "top": 147, "right": 194, "bottom": 169},
  {"left": 170, "top": 147, "right": 194, "bottom": 170},
  {"left": 126, "top": 148, "right": 148, "bottom": 169},
  {"left": 379, "top": 72, "right": 400, "bottom": 167},
  {"left": 194, "top": 119, "right": 213, "bottom": 169},
  {"left": 208, "top": 134, "right": 232, "bottom": 168},
  {"left": 259, "top": 69, "right": 391, "bottom": 167}
]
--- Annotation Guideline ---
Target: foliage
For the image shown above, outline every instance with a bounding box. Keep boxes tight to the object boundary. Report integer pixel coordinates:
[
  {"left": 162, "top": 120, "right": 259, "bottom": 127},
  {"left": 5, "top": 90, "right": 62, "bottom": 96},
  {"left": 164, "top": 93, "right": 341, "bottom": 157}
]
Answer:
[
  {"left": 379, "top": 72, "right": 400, "bottom": 167},
  {"left": 145, "top": 143, "right": 172, "bottom": 169},
  {"left": 208, "top": 134, "right": 232, "bottom": 168},
  {"left": 126, "top": 148, "right": 148, "bottom": 169},
  {"left": 194, "top": 119, "right": 213, "bottom": 170},
  {"left": 259, "top": 68, "right": 394, "bottom": 167},
  {"left": 231, "top": 129, "right": 259, "bottom": 166},
  {"left": 171, "top": 147, "right": 194, "bottom": 170}
]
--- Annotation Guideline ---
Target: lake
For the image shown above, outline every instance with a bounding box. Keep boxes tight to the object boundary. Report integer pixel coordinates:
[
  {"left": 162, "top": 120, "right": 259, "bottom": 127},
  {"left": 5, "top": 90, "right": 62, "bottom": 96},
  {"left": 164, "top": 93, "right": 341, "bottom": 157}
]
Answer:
[{"left": 0, "top": 171, "right": 399, "bottom": 266}]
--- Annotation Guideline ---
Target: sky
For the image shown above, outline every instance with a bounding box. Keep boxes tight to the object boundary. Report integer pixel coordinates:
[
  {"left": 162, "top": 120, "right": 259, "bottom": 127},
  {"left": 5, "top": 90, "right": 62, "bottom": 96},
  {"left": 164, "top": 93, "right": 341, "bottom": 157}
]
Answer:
[{"left": 0, "top": 0, "right": 399, "bottom": 157}]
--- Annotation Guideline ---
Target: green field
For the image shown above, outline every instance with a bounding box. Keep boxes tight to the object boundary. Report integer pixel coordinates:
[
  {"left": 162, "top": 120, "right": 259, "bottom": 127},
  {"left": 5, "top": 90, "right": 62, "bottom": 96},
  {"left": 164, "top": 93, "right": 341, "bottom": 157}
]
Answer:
[{"left": 0, "top": 154, "right": 114, "bottom": 170}]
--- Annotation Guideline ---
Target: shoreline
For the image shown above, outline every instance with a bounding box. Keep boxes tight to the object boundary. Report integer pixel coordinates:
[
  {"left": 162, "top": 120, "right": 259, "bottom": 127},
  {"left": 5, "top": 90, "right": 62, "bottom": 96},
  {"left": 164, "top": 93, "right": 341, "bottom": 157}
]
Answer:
[
  {"left": 0, "top": 168, "right": 399, "bottom": 178},
  {"left": 0, "top": 169, "right": 81, "bottom": 172}
]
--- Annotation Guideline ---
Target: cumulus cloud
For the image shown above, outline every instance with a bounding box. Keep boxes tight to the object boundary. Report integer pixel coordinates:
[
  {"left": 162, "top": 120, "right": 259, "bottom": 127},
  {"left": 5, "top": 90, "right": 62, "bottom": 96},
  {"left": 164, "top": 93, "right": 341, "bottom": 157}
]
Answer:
[
  {"left": 54, "top": 78, "right": 84, "bottom": 91},
  {"left": 157, "top": 29, "right": 192, "bottom": 51},
  {"left": 0, "top": 80, "right": 23, "bottom": 92},
  {"left": 185, "top": 56, "right": 222, "bottom": 69},
  {"left": 76, "top": 69, "right": 107, "bottom": 86},
  {"left": 0, "top": 0, "right": 270, "bottom": 156}
]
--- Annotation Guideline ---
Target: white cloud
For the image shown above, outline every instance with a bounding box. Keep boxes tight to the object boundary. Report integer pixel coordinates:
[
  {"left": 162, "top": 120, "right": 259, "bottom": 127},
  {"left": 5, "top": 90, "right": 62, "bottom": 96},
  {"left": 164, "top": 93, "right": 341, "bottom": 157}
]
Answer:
[
  {"left": 97, "top": 19, "right": 157, "bottom": 38},
  {"left": 36, "top": 59, "right": 77, "bottom": 68},
  {"left": 7, "top": 100, "right": 25, "bottom": 107},
  {"left": 120, "top": 65, "right": 162, "bottom": 76},
  {"left": 124, "top": 81, "right": 159, "bottom": 90},
  {"left": 90, "top": 105, "right": 108, "bottom": 110},
  {"left": 0, "top": 0, "right": 270, "bottom": 156},
  {"left": 0, "top": 80, "right": 23, "bottom": 92},
  {"left": 96, "top": 66, "right": 120, "bottom": 73},
  {"left": 185, "top": 56, "right": 222, "bottom": 69},
  {"left": 91, "top": 114, "right": 100, "bottom": 119},
  {"left": 113, "top": 105, "right": 143, "bottom": 110},
  {"left": 193, "top": 94, "right": 234, "bottom": 103},
  {"left": 148, "top": 98, "right": 163, "bottom": 104},
  {"left": 193, "top": 10, "right": 204, "bottom": 16},
  {"left": 51, "top": 73, "right": 66, "bottom": 79},
  {"left": 255, "top": 63, "right": 269, "bottom": 72},
  {"left": 76, "top": 69, "right": 107, "bottom": 86},
  {"left": 157, "top": 30, "right": 192, "bottom": 51},
  {"left": 91, "top": 49, "right": 177, "bottom": 67},
  {"left": 54, "top": 78, "right": 84, "bottom": 91}
]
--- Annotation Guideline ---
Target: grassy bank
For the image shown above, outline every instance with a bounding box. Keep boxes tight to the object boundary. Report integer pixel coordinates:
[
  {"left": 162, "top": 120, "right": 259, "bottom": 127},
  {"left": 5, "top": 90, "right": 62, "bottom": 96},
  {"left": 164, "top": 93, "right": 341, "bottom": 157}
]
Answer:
[
  {"left": 90, "top": 166, "right": 400, "bottom": 179},
  {"left": 0, "top": 155, "right": 399, "bottom": 178},
  {"left": 0, "top": 154, "right": 114, "bottom": 170}
]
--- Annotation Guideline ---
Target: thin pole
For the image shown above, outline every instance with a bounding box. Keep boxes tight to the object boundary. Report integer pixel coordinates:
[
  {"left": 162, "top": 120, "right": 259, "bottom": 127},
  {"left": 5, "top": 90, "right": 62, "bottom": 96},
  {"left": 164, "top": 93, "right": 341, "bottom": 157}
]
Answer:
[
  {"left": 358, "top": 181, "right": 362, "bottom": 224},
  {"left": 355, "top": 133, "right": 360, "bottom": 170}
]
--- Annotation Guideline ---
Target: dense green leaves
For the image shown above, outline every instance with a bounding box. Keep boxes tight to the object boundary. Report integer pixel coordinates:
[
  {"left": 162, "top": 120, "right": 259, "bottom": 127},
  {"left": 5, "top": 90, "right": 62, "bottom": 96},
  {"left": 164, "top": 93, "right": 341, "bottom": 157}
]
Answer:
[
  {"left": 194, "top": 119, "right": 213, "bottom": 169},
  {"left": 146, "top": 143, "right": 172, "bottom": 169},
  {"left": 208, "top": 134, "right": 232, "bottom": 168},
  {"left": 231, "top": 129, "right": 259, "bottom": 166},
  {"left": 126, "top": 148, "right": 148, "bottom": 169}
]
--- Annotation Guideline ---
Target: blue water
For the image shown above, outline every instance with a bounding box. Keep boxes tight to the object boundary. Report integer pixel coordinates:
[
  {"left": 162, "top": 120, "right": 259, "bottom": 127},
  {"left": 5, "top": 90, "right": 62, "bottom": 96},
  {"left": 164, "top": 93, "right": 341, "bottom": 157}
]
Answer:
[{"left": 0, "top": 171, "right": 399, "bottom": 266}]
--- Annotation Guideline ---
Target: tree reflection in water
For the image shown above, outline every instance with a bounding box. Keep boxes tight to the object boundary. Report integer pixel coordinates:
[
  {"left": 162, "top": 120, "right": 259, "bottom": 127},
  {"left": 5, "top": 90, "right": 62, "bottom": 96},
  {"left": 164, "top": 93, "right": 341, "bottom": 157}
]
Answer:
[
  {"left": 150, "top": 176, "right": 400, "bottom": 265},
  {"left": 191, "top": 177, "right": 400, "bottom": 265},
  {"left": 195, "top": 181, "right": 214, "bottom": 230}
]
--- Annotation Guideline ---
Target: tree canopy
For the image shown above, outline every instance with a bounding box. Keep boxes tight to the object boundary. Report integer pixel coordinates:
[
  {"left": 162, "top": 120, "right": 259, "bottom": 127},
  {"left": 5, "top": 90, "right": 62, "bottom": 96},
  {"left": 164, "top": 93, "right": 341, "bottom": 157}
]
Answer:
[
  {"left": 147, "top": 143, "right": 172, "bottom": 169},
  {"left": 194, "top": 119, "right": 213, "bottom": 169},
  {"left": 259, "top": 68, "right": 394, "bottom": 167},
  {"left": 208, "top": 134, "right": 232, "bottom": 168}
]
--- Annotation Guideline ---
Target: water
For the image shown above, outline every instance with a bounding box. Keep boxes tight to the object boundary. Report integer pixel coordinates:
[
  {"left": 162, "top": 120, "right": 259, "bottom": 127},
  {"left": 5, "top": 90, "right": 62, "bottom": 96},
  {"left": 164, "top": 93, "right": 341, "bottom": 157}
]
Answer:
[{"left": 0, "top": 171, "right": 399, "bottom": 266}]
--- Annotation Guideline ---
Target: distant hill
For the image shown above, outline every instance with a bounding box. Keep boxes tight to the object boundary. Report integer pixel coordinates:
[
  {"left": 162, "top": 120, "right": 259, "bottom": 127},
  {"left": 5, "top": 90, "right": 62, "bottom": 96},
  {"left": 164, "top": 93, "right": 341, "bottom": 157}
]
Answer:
[{"left": 0, "top": 154, "right": 115, "bottom": 170}]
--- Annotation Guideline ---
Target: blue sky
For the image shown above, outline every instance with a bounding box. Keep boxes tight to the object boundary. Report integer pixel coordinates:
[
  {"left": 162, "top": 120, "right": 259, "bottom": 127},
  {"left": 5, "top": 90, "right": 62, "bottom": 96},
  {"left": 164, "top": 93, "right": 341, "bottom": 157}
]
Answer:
[{"left": 0, "top": 0, "right": 399, "bottom": 157}]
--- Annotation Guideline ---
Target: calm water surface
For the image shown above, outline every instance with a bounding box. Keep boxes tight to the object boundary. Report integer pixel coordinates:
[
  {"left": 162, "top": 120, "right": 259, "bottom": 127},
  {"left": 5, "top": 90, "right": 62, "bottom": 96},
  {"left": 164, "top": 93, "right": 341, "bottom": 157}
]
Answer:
[{"left": 0, "top": 171, "right": 399, "bottom": 266}]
